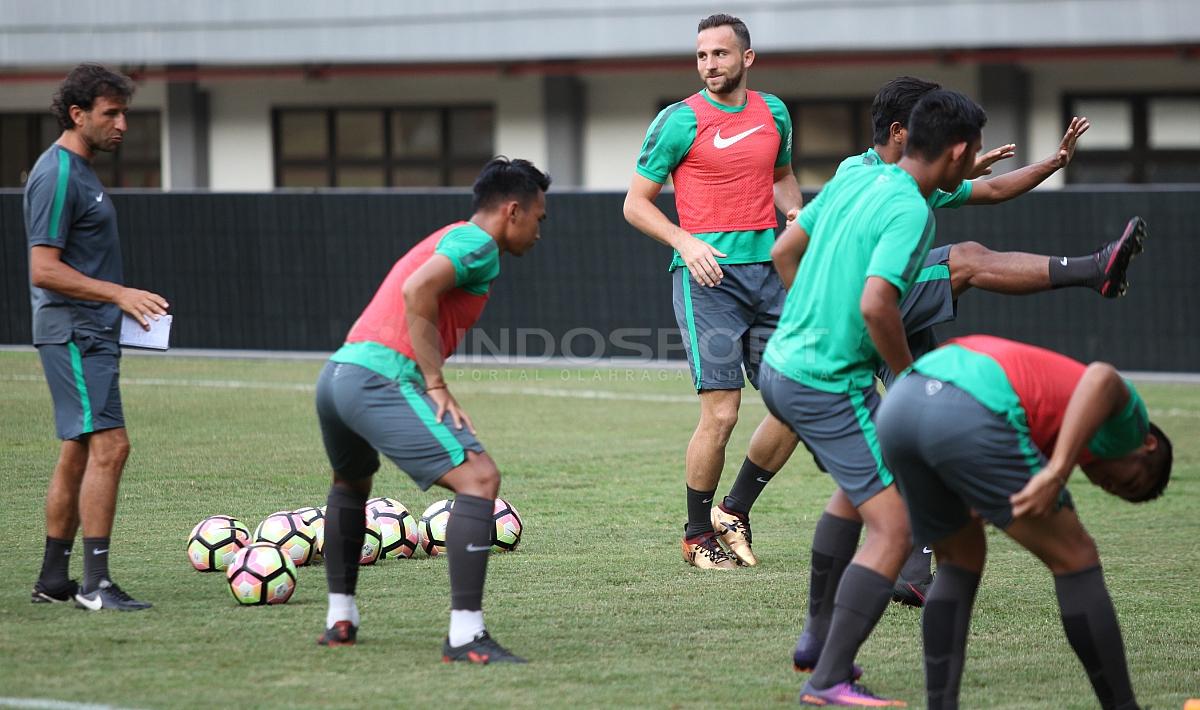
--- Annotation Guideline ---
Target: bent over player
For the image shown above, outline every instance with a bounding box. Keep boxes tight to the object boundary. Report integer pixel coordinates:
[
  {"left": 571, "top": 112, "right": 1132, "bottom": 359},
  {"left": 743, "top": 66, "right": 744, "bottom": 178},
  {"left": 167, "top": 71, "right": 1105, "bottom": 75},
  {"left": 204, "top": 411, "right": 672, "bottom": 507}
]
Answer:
[
  {"left": 876, "top": 335, "right": 1171, "bottom": 709},
  {"left": 314, "top": 157, "right": 549, "bottom": 663}
]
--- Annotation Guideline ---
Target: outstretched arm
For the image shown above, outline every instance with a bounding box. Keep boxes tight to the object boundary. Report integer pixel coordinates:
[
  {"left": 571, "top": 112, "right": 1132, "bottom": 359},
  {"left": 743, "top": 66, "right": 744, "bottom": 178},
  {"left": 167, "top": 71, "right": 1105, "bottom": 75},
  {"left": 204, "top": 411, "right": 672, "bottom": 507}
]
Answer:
[
  {"left": 1010, "top": 363, "right": 1129, "bottom": 517},
  {"left": 967, "top": 116, "right": 1090, "bottom": 205},
  {"left": 623, "top": 174, "right": 726, "bottom": 287},
  {"left": 402, "top": 254, "right": 475, "bottom": 433}
]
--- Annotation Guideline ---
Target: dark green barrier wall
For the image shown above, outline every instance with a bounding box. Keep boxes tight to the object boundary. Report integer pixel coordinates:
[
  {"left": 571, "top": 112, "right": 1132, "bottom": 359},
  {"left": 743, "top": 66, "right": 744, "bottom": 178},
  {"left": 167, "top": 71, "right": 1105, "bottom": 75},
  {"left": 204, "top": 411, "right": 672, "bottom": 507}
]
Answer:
[{"left": 2, "top": 188, "right": 1196, "bottom": 371}]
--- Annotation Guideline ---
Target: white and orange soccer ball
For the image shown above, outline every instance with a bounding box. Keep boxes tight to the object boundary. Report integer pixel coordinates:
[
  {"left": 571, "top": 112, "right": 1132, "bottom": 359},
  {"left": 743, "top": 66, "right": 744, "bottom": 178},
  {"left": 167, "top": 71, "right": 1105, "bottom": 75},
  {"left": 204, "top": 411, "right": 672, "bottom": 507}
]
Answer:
[
  {"left": 226, "top": 542, "right": 297, "bottom": 605},
  {"left": 254, "top": 512, "right": 316, "bottom": 567},
  {"left": 419, "top": 499, "right": 454, "bottom": 557},
  {"left": 366, "top": 496, "right": 403, "bottom": 515},
  {"left": 187, "top": 515, "right": 251, "bottom": 572},
  {"left": 373, "top": 502, "right": 420, "bottom": 560},
  {"left": 491, "top": 498, "right": 524, "bottom": 553},
  {"left": 293, "top": 506, "right": 325, "bottom": 560}
]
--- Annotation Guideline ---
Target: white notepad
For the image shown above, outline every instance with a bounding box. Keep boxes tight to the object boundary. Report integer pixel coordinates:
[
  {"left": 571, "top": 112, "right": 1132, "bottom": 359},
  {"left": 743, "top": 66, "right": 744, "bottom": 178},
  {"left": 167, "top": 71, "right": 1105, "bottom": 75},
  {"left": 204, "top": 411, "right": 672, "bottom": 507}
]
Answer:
[{"left": 119, "top": 314, "right": 173, "bottom": 350}]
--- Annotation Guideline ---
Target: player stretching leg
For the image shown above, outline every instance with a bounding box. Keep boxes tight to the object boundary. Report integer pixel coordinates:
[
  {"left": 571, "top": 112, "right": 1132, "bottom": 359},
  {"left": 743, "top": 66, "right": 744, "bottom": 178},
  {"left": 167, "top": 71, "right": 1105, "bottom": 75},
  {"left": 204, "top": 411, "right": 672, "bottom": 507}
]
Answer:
[
  {"left": 315, "top": 158, "right": 549, "bottom": 663},
  {"left": 877, "top": 335, "right": 1171, "bottom": 709}
]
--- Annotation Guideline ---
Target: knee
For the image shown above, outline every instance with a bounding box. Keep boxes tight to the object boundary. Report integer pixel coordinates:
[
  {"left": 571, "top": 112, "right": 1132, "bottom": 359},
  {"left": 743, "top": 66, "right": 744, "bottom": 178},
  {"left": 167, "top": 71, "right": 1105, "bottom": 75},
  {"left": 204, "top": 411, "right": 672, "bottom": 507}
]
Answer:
[
  {"left": 459, "top": 456, "right": 501, "bottom": 499},
  {"left": 698, "top": 403, "right": 739, "bottom": 441},
  {"left": 1046, "top": 531, "right": 1102, "bottom": 575},
  {"left": 90, "top": 431, "right": 130, "bottom": 470}
]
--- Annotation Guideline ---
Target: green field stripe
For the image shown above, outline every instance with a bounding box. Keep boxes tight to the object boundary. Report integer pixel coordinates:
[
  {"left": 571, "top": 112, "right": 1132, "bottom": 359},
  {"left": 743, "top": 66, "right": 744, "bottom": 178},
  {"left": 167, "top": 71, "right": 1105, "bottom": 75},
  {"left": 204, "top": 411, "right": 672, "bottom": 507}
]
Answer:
[
  {"left": 48, "top": 149, "right": 71, "bottom": 240},
  {"left": 848, "top": 386, "right": 891, "bottom": 487},
  {"left": 67, "top": 341, "right": 93, "bottom": 434},
  {"left": 681, "top": 273, "right": 702, "bottom": 390},
  {"left": 400, "top": 382, "right": 465, "bottom": 467}
]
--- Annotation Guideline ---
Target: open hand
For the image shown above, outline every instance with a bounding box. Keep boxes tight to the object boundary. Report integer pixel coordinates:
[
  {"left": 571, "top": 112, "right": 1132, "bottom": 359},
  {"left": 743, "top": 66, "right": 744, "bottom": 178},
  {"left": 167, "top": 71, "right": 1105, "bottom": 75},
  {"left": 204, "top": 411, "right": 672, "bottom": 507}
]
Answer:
[
  {"left": 115, "top": 287, "right": 169, "bottom": 330},
  {"left": 969, "top": 143, "right": 1016, "bottom": 179},
  {"left": 1051, "top": 116, "right": 1090, "bottom": 169},
  {"left": 678, "top": 235, "right": 726, "bottom": 287},
  {"left": 427, "top": 386, "right": 475, "bottom": 434}
]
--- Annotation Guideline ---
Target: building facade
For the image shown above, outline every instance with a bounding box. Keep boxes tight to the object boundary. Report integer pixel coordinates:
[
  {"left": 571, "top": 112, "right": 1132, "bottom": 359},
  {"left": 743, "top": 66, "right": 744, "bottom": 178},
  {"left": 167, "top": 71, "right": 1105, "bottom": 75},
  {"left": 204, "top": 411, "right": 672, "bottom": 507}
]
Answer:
[{"left": 2, "top": 0, "right": 1198, "bottom": 191}]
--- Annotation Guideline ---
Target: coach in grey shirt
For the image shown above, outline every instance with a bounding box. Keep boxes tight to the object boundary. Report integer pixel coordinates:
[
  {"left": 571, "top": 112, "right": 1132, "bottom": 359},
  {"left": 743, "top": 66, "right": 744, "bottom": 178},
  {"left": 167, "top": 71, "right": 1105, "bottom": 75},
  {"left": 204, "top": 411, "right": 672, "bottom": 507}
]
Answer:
[{"left": 26, "top": 63, "right": 167, "bottom": 611}]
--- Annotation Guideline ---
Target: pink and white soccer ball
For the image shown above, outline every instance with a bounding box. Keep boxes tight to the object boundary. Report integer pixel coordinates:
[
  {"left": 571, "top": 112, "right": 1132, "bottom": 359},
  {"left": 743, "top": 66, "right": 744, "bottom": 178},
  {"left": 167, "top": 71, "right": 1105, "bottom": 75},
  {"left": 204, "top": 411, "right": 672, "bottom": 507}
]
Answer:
[
  {"left": 226, "top": 542, "right": 297, "bottom": 605},
  {"left": 373, "top": 502, "right": 420, "bottom": 560},
  {"left": 254, "top": 512, "right": 316, "bottom": 567},
  {"left": 491, "top": 498, "right": 524, "bottom": 553},
  {"left": 187, "top": 515, "right": 251, "bottom": 572}
]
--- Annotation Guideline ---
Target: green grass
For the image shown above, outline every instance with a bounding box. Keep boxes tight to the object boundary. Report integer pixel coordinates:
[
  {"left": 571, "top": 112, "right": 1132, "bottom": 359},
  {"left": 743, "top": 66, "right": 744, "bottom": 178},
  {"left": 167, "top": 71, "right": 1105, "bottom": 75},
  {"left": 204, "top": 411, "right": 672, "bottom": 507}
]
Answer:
[{"left": 1, "top": 350, "right": 1198, "bottom": 709}]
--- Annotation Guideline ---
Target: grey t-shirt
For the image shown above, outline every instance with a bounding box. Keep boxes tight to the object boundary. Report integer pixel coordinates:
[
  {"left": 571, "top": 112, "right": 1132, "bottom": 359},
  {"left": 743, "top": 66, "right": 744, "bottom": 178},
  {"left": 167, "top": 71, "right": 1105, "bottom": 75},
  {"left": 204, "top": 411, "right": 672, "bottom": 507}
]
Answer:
[{"left": 25, "top": 144, "right": 124, "bottom": 344}]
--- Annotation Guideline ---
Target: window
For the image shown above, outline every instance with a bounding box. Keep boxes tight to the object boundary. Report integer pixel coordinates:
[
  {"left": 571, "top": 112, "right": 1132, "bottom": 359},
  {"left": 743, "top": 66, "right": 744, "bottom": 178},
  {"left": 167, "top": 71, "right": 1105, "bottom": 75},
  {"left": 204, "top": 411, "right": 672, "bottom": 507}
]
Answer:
[
  {"left": 1064, "top": 93, "right": 1200, "bottom": 184},
  {"left": 787, "top": 98, "right": 874, "bottom": 188},
  {"left": 0, "top": 112, "right": 162, "bottom": 188},
  {"left": 273, "top": 106, "right": 495, "bottom": 188}
]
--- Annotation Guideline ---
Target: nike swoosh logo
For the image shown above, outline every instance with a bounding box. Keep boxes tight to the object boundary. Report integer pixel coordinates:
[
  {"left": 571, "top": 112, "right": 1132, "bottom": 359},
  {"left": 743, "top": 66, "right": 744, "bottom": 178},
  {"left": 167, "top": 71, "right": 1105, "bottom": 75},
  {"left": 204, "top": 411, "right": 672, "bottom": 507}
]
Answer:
[
  {"left": 713, "top": 124, "right": 764, "bottom": 149},
  {"left": 95, "top": 193, "right": 104, "bottom": 202},
  {"left": 701, "top": 497, "right": 713, "bottom": 504},
  {"left": 1059, "top": 257, "right": 1068, "bottom": 266},
  {"left": 93, "top": 549, "right": 109, "bottom": 555},
  {"left": 76, "top": 593, "right": 103, "bottom": 611},
  {"left": 922, "top": 546, "right": 933, "bottom": 554},
  {"left": 465, "top": 543, "right": 491, "bottom": 553},
  {"left": 755, "top": 477, "right": 770, "bottom": 483}
]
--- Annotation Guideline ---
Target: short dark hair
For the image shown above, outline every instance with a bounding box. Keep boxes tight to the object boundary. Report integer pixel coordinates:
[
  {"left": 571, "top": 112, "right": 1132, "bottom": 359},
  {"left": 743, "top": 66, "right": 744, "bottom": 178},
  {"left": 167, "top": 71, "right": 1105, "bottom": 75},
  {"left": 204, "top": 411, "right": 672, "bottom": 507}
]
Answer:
[
  {"left": 472, "top": 157, "right": 551, "bottom": 212},
  {"left": 51, "top": 63, "right": 136, "bottom": 131},
  {"left": 903, "top": 89, "right": 988, "bottom": 161},
  {"left": 697, "top": 14, "right": 751, "bottom": 51},
  {"left": 1128, "top": 422, "right": 1173, "bottom": 503},
  {"left": 871, "top": 76, "right": 941, "bottom": 145}
]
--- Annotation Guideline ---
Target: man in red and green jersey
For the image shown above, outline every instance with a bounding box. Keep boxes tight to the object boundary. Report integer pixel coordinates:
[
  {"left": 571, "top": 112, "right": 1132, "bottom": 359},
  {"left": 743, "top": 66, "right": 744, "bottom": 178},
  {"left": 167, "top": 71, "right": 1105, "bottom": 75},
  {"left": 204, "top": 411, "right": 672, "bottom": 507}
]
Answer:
[
  {"left": 314, "top": 158, "right": 549, "bottom": 665},
  {"left": 623, "top": 13, "right": 804, "bottom": 569},
  {"left": 877, "top": 335, "right": 1171, "bottom": 709}
]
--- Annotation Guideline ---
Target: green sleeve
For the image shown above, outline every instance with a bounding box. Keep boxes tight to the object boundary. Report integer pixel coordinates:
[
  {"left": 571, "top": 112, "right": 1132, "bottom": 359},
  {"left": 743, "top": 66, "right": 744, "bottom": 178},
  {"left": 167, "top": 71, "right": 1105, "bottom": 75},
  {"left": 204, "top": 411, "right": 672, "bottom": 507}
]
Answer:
[
  {"left": 929, "top": 179, "right": 973, "bottom": 209},
  {"left": 762, "top": 93, "right": 794, "bottom": 168},
  {"left": 435, "top": 227, "right": 500, "bottom": 296},
  {"left": 634, "top": 102, "right": 697, "bottom": 184},
  {"left": 1088, "top": 380, "right": 1150, "bottom": 459},
  {"left": 26, "top": 149, "right": 76, "bottom": 247},
  {"left": 866, "top": 202, "right": 936, "bottom": 293}
]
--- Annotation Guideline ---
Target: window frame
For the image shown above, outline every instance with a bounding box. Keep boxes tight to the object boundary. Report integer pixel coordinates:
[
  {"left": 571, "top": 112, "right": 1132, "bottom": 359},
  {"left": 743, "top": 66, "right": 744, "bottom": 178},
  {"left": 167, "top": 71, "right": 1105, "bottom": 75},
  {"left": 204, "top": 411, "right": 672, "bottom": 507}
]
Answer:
[
  {"left": 271, "top": 104, "right": 495, "bottom": 188},
  {"left": 0, "top": 110, "right": 162, "bottom": 188},
  {"left": 1063, "top": 90, "right": 1200, "bottom": 184}
]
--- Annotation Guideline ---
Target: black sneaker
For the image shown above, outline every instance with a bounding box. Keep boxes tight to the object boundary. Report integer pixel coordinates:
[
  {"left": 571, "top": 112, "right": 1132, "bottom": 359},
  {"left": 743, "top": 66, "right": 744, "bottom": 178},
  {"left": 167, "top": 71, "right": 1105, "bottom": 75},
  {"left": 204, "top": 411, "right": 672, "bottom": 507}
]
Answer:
[
  {"left": 74, "top": 579, "right": 152, "bottom": 611},
  {"left": 32, "top": 579, "right": 79, "bottom": 604},
  {"left": 441, "top": 631, "right": 527, "bottom": 664},
  {"left": 1095, "top": 216, "right": 1147, "bottom": 298},
  {"left": 317, "top": 620, "right": 358, "bottom": 647},
  {"left": 891, "top": 577, "right": 930, "bottom": 608}
]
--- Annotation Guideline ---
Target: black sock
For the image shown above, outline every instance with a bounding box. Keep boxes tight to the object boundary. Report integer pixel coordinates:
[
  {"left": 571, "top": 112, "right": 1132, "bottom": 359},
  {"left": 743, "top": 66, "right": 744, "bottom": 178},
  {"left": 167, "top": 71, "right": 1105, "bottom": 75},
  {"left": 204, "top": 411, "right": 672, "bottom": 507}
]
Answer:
[
  {"left": 82, "top": 537, "right": 110, "bottom": 591},
  {"left": 810, "top": 564, "right": 894, "bottom": 689},
  {"left": 684, "top": 485, "right": 716, "bottom": 538},
  {"left": 38, "top": 536, "right": 74, "bottom": 589},
  {"left": 923, "top": 564, "right": 981, "bottom": 710},
  {"left": 722, "top": 458, "right": 775, "bottom": 515},
  {"left": 900, "top": 544, "right": 933, "bottom": 585},
  {"left": 803, "top": 513, "right": 862, "bottom": 645},
  {"left": 324, "top": 485, "right": 368, "bottom": 596},
  {"left": 1054, "top": 566, "right": 1138, "bottom": 710},
  {"left": 1049, "top": 255, "right": 1102, "bottom": 289},
  {"left": 446, "top": 493, "right": 494, "bottom": 610}
]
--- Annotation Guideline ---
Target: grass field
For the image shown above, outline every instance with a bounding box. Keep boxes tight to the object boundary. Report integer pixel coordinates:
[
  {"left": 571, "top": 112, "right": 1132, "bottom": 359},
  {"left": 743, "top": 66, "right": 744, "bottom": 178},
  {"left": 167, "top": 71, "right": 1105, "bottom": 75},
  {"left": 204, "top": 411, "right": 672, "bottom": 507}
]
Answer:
[{"left": 1, "top": 350, "right": 1198, "bottom": 709}]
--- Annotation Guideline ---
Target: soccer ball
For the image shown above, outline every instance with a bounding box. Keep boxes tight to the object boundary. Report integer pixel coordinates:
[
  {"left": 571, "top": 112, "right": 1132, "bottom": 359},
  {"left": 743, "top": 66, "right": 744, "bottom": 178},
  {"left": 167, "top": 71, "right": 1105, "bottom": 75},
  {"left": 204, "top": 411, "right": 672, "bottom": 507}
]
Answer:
[
  {"left": 492, "top": 498, "right": 524, "bottom": 553},
  {"left": 360, "top": 512, "right": 384, "bottom": 565},
  {"left": 293, "top": 506, "right": 325, "bottom": 559},
  {"left": 254, "top": 512, "right": 316, "bottom": 567},
  {"left": 373, "top": 503, "right": 420, "bottom": 560},
  {"left": 226, "top": 542, "right": 297, "bottom": 605},
  {"left": 366, "top": 496, "right": 402, "bottom": 515},
  {"left": 187, "top": 515, "right": 251, "bottom": 571},
  {"left": 419, "top": 499, "right": 454, "bottom": 557}
]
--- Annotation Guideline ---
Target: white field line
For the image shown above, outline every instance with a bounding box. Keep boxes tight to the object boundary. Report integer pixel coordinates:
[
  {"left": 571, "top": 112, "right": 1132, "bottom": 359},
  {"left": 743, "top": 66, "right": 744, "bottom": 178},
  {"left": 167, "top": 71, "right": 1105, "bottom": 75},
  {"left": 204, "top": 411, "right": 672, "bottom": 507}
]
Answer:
[
  {"left": 0, "top": 699, "right": 143, "bottom": 710},
  {"left": 4, "top": 373, "right": 1200, "bottom": 417}
]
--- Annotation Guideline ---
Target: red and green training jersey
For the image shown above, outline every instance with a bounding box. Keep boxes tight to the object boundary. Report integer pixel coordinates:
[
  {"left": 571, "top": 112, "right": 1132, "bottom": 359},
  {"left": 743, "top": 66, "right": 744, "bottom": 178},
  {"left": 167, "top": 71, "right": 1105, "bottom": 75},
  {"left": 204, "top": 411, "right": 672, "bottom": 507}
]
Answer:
[{"left": 330, "top": 221, "right": 500, "bottom": 383}]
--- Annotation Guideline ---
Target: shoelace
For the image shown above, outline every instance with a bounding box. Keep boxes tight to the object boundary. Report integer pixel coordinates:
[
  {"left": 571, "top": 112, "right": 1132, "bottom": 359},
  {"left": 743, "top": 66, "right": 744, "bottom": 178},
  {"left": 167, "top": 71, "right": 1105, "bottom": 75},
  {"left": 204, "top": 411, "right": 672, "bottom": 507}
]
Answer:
[
  {"left": 721, "top": 516, "right": 752, "bottom": 543},
  {"left": 845, "top": 682, "right": 885, "bottom": 699},
  {"left": 698, "top": 536, "right": 734, "bottom": 562},
  {"left": 104, "top": 583, "right": 136, "bottom": 602}
]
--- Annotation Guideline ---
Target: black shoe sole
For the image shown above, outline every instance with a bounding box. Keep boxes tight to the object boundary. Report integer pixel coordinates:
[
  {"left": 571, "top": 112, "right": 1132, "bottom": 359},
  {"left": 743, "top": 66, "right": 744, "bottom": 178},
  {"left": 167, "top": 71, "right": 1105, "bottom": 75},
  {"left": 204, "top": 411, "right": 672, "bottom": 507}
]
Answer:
[{"left": 1099, "top": 217, "right": 1147, "bottom": 298}]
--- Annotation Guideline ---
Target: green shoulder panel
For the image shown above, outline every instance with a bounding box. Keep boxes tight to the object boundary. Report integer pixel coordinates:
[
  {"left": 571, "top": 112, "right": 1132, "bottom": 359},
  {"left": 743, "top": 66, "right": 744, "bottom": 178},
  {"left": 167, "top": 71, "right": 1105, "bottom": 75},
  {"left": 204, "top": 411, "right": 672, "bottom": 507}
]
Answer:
[
  {"left": 635, "top": 100, "right": 697, "bottom": 184},
  {"left": 760, "top": 92, "right": 794, "bottom": 167}
]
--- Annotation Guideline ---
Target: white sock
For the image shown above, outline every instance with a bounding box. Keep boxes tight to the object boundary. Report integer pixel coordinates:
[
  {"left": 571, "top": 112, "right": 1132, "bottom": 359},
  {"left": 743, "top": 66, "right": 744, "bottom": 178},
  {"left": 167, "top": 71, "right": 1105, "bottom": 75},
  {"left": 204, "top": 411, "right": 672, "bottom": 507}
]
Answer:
[
  {"left": 448, "top": 609, "right": 485, "bottom": 647},
  {"left": 327, "top": 593, "right": 359, "bottom": 629}
]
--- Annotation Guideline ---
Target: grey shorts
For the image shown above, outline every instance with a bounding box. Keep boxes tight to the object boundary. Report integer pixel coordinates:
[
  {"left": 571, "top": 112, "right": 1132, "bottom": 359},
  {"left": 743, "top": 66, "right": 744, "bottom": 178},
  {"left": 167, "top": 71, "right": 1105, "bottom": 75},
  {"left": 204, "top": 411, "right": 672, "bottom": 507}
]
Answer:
[
  {"left": 876, "top": 373, "right": 1073, "bottom": 547},
  {"left": 315, "top": 361, "right": 485, "bottom": 488},
  {"left": 879, "top": 245, "right": 957, "bottom": 389},
  {"left": 672, "top": 263, "right": 787, "bottom": 391},
  {"left": 37, "top": 333, "right": 124, "bottom": 440},
  {"left": 759, "top": 363, "right": 893, "bottom": 507}
]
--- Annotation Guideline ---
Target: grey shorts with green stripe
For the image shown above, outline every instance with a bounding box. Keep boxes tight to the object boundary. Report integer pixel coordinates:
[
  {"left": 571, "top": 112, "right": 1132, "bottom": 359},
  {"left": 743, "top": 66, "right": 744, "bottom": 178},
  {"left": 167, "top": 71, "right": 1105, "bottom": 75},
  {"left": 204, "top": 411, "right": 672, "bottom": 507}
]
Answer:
[
  {"left": 315, "top": 361, "right": 485, "bottom": 488},
  {"left": 671, "top": 263, "right": 787, "bottom": 391},
  {"left": 879, "top": 244, "right": 956, "bottom": 389},
  {"left": 37, "top": 333, "right": 124, "bottom": 440},
  {"left": 876, "top": 373, "right": 1073, "bottom": 547},
  {"left": 758, "top": 363, "right": 892, "bottom": 507}
]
